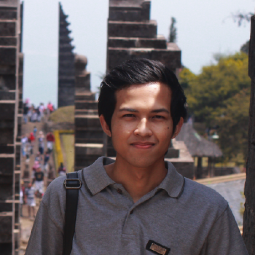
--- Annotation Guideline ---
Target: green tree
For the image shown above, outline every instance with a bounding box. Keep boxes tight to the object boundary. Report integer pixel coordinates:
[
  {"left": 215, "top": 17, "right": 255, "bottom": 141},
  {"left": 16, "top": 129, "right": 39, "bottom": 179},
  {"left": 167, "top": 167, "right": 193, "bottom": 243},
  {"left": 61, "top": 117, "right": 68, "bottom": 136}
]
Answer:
[
  {"left": 180, "top": 52, "right": 250, "bottom": 162},
  {"left": 215, "top": 89, "right": 249, "bottom": 162}
]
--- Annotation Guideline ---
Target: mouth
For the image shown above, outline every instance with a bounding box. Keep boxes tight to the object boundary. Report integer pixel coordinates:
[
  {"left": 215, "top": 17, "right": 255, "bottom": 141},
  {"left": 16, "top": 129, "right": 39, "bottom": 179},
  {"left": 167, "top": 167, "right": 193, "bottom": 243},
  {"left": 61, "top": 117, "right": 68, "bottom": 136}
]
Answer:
[{"left": 131, "top": 142, "right": 155, "bottom": 149}]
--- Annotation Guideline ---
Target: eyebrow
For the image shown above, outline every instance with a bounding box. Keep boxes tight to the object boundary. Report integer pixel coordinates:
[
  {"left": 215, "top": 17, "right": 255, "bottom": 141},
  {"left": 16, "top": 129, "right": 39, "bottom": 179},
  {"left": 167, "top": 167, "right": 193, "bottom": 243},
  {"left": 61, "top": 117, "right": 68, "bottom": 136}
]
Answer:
[
  {"left": 119, "top": 108, "right": 138, "bottom": 112},
  {"left": 119, "top": 108, "right": 169, "bottom": 114}
]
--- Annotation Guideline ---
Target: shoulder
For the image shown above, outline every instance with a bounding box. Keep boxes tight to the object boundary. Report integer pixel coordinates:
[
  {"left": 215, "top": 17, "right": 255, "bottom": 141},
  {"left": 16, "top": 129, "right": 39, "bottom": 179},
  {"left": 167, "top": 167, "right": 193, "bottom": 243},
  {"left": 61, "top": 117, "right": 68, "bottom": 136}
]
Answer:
[
  {"left": 43, "top": 170, "right": 83, "bottom": 207},
  {"left": 42, "top": 176, "right": 67, "bottom": 213},
  {"left": 181, "top": 178, "right": 228, "bottom": 218}
]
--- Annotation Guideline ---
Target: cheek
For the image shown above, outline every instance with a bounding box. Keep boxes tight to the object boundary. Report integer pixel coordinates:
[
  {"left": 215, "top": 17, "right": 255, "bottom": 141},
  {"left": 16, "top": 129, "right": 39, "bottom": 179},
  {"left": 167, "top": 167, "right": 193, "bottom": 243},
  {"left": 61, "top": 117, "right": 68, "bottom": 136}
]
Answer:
[{"left": 111, "top": 121, "right": 134, "bottom": 140}]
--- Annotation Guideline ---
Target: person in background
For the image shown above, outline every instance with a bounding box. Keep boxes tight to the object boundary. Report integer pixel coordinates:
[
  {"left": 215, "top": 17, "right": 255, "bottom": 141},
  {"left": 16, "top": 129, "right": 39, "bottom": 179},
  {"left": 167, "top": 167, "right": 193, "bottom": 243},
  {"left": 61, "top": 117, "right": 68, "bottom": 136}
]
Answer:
[
  {"left": 39, "top": 103, "right": 45, "bottom": 122},
  {"left": 26, "top": 137, "right": 32, "bottom": 159},
  {"left": 28, "top": 132, "right": 35, "bottom": 155},
  {"left": 30, "top": 109, "right": 38, "bottom": 122},
  {"left": 34, "top": 152, "right": 41, "bottom": 164},
  {"left": 25, "top": 182, "right": 36, "bottom": 219},
  {"left": 43, "top": 150, "right": 50, "bottom": 177},
  {"left": 58, "top": 162, "right": 66, "bottom": 177},
  {"left": 38, "top": 131, "right": 45, "bottom": 155},
  {"left": 20, "top": 180, "right": 25, "bottom": 217},
  {"left": 32, "top": 161, "right": 40, "bottom": 179},
  {"left": 21, "top": 135, "right": 28, "bottom": 158},
  {"left": 33, "top": 126, "right": 37, "bottom": 137},
  {"left": 47, "top": 101, "right": 54, "bottom": 115},
  {"left": 36, "top": 107, "right": 41, "bottom": 122},
  {"left": 23, "top": 101, "right": 29, "bottom": 124},
  {"left": 33, "top": 167, "right": 44, "bottom": 198},
  {"left": 46, "top": 132, "right": 55, "bottom": 153}
]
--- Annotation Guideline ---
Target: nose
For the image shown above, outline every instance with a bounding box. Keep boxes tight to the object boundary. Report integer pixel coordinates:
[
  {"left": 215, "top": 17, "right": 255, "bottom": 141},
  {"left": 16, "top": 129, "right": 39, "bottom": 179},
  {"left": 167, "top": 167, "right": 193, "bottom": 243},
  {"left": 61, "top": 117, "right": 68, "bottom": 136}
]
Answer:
[{"left": 134, "top": 118, "right": 152, "bottom": 137}]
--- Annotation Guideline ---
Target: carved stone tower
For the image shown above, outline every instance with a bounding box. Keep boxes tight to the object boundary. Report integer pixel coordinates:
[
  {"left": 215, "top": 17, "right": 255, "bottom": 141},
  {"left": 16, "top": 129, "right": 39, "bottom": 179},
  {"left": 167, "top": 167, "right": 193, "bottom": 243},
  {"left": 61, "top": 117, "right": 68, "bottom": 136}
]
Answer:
[
  {"left": 107, "top": 0, "right": 181, "bottom": 73},
  {"left": 58, "top": 3, "right": 75, "bottom": 108}
]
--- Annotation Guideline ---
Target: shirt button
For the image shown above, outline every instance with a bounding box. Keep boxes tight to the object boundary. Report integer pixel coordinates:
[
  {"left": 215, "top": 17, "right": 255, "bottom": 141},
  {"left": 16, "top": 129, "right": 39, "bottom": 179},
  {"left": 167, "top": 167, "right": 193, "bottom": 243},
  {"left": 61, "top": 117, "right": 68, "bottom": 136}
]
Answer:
[{"left": 117, "top": 188, "right": 122, "bottom": 194}]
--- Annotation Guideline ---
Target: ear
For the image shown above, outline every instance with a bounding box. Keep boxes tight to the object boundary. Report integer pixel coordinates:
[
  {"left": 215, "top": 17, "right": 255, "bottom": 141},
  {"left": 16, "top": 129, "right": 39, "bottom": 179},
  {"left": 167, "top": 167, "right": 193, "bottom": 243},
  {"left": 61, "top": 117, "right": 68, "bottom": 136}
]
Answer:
[
  {"left": 172, "top": 117, "right": 184, "bottom": 139},
  {"left": 99, "top": 114, "right": 112, "bottom": 137}
]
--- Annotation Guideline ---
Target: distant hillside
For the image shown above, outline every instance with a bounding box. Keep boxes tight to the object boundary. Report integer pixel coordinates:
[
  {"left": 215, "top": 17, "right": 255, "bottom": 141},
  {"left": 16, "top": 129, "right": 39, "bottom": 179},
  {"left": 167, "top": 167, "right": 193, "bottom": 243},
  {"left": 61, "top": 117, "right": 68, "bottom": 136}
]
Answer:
[{"left": 49, "top": 105, "right": 74, "bottom": 123}]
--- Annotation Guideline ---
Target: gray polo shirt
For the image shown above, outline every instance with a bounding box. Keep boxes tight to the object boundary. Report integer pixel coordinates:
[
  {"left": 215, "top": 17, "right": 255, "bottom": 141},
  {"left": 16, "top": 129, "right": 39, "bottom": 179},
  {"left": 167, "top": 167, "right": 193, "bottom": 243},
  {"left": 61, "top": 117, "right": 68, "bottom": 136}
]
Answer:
[{"left": 25, "top": 157, "right": 248, "bottom": 255}]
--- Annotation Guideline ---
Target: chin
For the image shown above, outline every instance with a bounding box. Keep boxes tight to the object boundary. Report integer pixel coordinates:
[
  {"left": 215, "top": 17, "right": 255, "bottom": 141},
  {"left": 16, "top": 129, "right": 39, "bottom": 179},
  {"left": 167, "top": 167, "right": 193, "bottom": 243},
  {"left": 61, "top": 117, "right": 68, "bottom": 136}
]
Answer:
[{"left": 127, "top": 157, "right": 162, "bottom": 169}]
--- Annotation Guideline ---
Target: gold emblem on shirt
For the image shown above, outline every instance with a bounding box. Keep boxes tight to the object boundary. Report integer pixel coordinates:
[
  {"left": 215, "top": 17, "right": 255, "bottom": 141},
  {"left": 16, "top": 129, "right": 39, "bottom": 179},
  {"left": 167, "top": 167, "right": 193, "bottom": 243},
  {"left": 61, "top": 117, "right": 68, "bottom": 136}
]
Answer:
[{"left": 150, "top": 243, "right": 167, "bottom": 255}]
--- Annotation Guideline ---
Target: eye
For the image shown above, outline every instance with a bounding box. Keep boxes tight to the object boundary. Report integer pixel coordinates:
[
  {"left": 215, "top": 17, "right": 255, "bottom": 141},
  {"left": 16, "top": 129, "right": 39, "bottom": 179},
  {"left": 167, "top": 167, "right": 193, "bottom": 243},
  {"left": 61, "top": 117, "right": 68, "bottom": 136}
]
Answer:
[
  {"left": 152, "top": 115, "right": 165, "bottom": 119},
  {"left": 123, "top": 114, "right": 135, "bottom": 118}
]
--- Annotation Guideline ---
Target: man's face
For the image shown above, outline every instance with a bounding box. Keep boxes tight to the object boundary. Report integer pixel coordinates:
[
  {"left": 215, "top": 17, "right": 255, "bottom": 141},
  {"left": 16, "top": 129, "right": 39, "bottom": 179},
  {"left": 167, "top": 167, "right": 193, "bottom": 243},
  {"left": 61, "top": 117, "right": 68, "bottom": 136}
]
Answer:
[{"left": 101, "top": 82, "right": 181, "bottom": 168}]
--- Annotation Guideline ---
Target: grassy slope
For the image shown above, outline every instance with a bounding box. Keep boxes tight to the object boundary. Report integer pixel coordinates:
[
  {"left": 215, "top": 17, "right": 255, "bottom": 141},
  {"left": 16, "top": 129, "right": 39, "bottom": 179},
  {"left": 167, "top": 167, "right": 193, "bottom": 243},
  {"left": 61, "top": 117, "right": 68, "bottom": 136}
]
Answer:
[{"left": 49, "top": 105, "right": 74, "bottom": 123}]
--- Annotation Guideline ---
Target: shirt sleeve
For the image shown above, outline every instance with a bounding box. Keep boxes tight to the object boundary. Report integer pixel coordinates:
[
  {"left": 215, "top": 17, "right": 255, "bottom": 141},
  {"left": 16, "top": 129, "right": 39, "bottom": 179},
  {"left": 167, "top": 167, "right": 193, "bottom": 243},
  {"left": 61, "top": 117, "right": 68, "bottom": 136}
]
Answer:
[
  {"left": 200, "top": 205, "right": 248, "bottom": 255},
  {"left": 25, "top": 176, "right": 66, "bottom": 255}
]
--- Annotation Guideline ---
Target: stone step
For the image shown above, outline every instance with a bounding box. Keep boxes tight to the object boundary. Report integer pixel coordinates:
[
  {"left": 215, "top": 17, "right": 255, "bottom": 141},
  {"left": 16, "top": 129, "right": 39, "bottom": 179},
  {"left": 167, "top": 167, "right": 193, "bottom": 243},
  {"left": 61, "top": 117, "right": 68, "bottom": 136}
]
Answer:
[
  {"left": 75, "top": 109, "right": 98, "bottom": 115},
  {"left": 0, "top": 102, "right": 15, "bottom": 119},
  {"left": 107, "top": 46, "right": 181, "bottom": 72},
  {"left": 0, "top": 21, "right": 16, "bottom": 36},
  {"left": 0, "top": 47, "right": 16, "bottom": 65},
  {"left": 0, "top": 37, "right": 17, "bottom": 46},
  {"left": 0, "top": 74, "right": 15, "bottom": 89},
  {"left": 110, "top": 0, "right": 144, "bottom": 8},
  {"left": 0, "top": 144, "right": 14, "bottom": 154},
  {"left": 108, "top": 20, "right": 157, "bottom": 38},
  {"left": 75, "top": 143, "right": 104, "bottom": 156},
  {"left": 75, "top": 129, "right": 104, "bottom": 144},
  {"left": 75, "top": 115, "right": 101, "bottom": 128},
  {"left": 75, "top": 92, "right": 95, "bottom": 101},
  {"left": 0, "top": 9, "right": 17, "bottom": 20},
  {"left": 107, "top": 147, "right": 116, "bottom": 157},
  {"left": 108, "top": 35, "right": 166, "bottom": 49},
  {"left": 59, "top": 69, "right": 75, "bottom": 76},
  {"left": 109, "top": 1, "right": 150, "bottom": 21},
  {"left": 75, "top": 73, "right": 91, "bottom": 89},
  {"left": 164, "top": 148, "right": 179, "bottom": 159},
  {"left": 75, "top": 101, "right": 98, "bottom": 110},
  {"left": 75, "top": 154, "right": 103, "bottom": 170}
]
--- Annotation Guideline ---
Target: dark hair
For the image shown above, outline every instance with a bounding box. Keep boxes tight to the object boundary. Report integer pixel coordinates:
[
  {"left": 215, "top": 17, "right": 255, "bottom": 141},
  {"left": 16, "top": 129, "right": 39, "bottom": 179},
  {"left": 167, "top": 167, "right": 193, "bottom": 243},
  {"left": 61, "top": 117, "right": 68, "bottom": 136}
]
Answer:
[{"left": 98, "top": 58, "right": 187, "bottom": 132}]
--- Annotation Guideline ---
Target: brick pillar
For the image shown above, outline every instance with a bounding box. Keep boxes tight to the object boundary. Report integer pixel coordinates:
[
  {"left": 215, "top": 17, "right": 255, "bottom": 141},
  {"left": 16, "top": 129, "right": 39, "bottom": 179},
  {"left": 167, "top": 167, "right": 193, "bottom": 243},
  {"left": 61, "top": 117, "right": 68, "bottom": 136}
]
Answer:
[{"left": 0, "top": 1, "right": 22, "bottom": 254}]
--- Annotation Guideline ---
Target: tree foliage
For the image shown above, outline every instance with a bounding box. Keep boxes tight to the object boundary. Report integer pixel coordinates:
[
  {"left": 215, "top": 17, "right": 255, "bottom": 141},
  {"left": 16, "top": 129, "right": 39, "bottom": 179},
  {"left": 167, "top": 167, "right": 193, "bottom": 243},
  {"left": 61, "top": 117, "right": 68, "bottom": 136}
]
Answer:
[
  {"left": 179, "top": 52, "right": 250, "bottom": 162},
  {"left": 232, "top": 11, "right": 253, "bottom": 26}
]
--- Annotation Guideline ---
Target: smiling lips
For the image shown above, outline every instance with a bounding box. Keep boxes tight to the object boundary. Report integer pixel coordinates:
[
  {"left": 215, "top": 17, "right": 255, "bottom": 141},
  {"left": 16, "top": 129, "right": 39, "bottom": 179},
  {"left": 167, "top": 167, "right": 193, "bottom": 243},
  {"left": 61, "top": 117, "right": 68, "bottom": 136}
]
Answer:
[{"left": 131, "top": 142, "right": 155, "bottom": 149}]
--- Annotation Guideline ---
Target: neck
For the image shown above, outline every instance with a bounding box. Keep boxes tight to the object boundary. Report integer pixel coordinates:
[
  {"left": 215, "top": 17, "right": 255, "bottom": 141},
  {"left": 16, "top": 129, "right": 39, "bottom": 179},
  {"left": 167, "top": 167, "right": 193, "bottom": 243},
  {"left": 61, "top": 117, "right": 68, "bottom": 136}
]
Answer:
[{"left": 105, "top": 156, "right": 167, "bottom": 203}]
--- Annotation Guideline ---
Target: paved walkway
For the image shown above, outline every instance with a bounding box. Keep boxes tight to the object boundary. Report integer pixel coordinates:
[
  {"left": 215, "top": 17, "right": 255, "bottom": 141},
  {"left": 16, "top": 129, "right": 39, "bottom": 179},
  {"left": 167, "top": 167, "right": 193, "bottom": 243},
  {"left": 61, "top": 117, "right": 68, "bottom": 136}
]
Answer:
[{"left": 19, "top": 117, "right": 56, "bottom": 253}]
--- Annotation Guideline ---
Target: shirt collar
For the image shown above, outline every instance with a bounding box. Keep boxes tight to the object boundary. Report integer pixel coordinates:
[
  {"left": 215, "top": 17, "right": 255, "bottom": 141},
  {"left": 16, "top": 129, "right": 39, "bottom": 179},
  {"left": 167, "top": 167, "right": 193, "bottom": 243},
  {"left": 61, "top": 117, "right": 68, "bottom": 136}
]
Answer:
[
  {"left": 82, "top": 156, "right": 185, "bottom": 198},
  {"left": 157, "top": 161, "right": 185, "bottom": 198},
  {"left": 82, "top": 157, "right": 115, "bottom": 195}
]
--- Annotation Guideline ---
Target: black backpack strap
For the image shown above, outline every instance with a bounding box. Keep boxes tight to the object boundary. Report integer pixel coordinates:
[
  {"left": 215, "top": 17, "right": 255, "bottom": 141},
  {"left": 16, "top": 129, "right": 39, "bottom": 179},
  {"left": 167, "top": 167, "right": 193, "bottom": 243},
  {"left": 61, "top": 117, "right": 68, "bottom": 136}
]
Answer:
[{"left": 63, "top": 172, "right": 82, "bottom": 255}]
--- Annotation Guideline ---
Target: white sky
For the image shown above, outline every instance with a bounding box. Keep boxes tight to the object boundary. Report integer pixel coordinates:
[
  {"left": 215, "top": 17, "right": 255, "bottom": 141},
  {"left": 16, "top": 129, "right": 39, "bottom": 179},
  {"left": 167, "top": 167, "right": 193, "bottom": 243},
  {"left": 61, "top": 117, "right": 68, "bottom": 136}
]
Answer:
[{"left": 22, "top": 0, "right": 255, "bottom": 107}]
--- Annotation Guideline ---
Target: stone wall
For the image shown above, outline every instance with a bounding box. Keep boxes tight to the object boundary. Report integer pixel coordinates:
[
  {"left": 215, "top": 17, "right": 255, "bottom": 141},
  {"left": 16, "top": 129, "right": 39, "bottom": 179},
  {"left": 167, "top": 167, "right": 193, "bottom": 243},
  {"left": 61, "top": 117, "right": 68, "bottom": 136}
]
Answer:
[
  {"left": 74, "top": 55, "right": 105, "bottom": 170},
  {"left": 0, "top": 1, "right": 23, "bottom": 254}
]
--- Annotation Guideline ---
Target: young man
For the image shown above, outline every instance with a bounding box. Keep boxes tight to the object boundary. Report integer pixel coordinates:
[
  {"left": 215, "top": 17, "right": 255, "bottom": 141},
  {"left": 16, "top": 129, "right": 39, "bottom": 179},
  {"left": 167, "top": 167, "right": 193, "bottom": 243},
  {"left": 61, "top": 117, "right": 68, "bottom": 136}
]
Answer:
[{"left": 25, "top": 59, "right": 248, "bottom": 254}]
